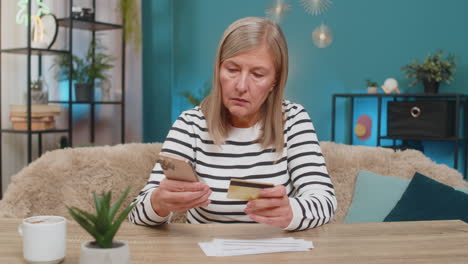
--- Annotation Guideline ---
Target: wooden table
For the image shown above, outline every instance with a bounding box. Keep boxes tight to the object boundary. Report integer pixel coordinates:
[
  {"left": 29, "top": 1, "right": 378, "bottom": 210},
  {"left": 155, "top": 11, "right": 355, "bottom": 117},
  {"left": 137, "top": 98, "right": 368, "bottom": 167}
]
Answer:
[{"left": 1, "top": 218, "right": 467, "bottom": 263}]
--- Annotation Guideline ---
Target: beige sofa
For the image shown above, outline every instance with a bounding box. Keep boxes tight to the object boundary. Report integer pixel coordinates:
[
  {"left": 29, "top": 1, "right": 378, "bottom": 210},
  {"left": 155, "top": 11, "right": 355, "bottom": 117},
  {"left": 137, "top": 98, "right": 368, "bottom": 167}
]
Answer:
[{"left": 0, "top": 142, "right": 466, "bottom": 223}]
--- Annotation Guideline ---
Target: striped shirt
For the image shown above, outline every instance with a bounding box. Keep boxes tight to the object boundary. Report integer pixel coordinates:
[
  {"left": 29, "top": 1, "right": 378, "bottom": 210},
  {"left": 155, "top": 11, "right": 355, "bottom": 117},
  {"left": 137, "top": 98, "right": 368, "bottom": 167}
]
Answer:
[{"left": 129, "top": 101, "right": 337, "bottom": 231}]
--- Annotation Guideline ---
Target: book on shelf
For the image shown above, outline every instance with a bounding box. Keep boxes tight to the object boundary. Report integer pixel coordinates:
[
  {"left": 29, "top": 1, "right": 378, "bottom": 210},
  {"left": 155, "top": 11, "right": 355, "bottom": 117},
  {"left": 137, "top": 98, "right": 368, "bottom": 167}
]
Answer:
[
  {"left": 9, "top": 105, "right": 58, "bottom": 131},
  {"left": 10, "top": 119, "right": 55, "bottom": 131},
  {"left": 9, "top": 104, "right": 61, "bottom": 118},
  {"left": 10, "top": 116, "right": 54, "bottom": 122}
]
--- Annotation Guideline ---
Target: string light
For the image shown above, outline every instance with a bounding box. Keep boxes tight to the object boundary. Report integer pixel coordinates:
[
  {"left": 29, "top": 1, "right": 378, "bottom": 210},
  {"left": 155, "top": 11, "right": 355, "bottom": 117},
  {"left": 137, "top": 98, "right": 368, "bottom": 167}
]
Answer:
[
  {"left": 266, "top": 0, "right": 291, "bottom": 24},
  {"left": 300, "top": 0, "right": 332, "bottom": 16}
]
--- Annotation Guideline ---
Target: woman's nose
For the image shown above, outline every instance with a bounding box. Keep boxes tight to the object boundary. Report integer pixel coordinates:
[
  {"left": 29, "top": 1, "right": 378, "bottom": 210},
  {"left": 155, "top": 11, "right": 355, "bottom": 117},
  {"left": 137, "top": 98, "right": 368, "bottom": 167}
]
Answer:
[{"left": 235, "top": 72, "right": 248, "bottom": 93}]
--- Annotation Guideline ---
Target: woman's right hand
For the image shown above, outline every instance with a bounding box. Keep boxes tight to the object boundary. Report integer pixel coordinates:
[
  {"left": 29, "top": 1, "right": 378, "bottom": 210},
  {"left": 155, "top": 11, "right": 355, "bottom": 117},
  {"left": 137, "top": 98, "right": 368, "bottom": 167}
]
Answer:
[{"left": 150, "top": 179, "right": 212, "bottom": 217}]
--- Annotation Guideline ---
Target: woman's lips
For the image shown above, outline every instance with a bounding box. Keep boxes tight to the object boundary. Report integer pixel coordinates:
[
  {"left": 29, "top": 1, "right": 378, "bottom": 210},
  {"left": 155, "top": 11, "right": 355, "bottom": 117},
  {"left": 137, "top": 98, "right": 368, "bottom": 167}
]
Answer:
[{"left": 232, "top": 98, "right": 248, "bottom": 104}]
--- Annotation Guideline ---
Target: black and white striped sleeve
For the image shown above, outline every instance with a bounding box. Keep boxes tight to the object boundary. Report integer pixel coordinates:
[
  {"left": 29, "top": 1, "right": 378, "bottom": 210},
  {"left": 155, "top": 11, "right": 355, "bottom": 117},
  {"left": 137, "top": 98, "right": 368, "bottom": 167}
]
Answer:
[
  {"left": 284, "top": 104, "right": 337, "bottom": 231},
  {"left": 128, "top": 111, "right": 197, "bottom": 226}
]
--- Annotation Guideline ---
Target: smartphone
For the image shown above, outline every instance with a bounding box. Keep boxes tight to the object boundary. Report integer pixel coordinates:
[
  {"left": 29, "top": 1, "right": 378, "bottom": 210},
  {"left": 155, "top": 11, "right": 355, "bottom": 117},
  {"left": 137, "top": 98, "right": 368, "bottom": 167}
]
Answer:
[{"left": 157, "top": 153, "right": 199, "bottom": 182}]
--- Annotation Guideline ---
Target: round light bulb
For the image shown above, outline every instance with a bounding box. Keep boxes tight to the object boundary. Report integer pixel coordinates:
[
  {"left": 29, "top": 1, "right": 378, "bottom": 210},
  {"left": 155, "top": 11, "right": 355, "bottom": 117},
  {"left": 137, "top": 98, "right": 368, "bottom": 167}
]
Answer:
[{"left": 312, "top": 24, "right": 333, "bottom": 48}]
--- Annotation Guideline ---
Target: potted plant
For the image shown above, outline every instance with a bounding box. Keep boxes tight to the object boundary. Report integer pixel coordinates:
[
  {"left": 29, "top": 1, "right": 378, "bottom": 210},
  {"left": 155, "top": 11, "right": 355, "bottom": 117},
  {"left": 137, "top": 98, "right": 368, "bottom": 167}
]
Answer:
[
  {"left": 401, "top": 50, "right": 456, "bottom": 93},
  {"left": 67, "top": 187, "right": 135, "bottom": 264},
  {"left": 53, "top": 39, "right": 115, "bottom": 101},
  {"left": 366, "top": 79, "right": 378, "bottom": 94}
]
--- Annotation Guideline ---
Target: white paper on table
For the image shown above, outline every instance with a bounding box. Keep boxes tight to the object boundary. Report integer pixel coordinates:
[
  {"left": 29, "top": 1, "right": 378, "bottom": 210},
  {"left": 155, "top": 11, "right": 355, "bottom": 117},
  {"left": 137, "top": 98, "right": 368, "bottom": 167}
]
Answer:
[{"left": 198, "top": 237, "right": 314, "bottom": 257}]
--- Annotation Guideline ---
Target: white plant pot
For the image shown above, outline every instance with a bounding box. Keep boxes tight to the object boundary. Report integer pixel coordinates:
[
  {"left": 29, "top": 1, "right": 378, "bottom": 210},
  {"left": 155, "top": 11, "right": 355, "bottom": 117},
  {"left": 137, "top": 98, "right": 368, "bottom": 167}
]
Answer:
[
  {"left": 80, "top": 240, "right": 130, "bottom": 264},
  {"left": 367, "top": 86, "right": 378, "bottom": 94}
]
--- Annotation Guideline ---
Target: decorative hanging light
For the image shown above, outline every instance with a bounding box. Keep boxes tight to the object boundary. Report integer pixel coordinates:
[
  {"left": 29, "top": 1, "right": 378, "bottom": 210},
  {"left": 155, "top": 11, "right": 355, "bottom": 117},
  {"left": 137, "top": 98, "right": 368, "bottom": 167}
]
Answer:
[
  {"left": 266, "top": 0, "right": 291, "bottom": 24},
  {"left": 16, "top": 0, "right": 50, "bottom": 26},
  {"left": 312, "top": 23, "right": 333, "bottom": 48},
  {"left": 300, "top": 0, "right": 332, "bottom": 16}
]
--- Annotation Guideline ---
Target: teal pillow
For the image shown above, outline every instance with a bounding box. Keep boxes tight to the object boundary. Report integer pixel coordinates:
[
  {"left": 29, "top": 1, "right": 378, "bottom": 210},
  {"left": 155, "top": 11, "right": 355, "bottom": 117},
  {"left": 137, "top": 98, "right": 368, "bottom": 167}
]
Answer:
[
  {"left": 384, "top": 172, "right": 468, "bottom": 222},
  {"left": 344, "top": 170, "right": 410, "bottom": 223},
  {"left": 455, "top": 187, "right": 468, "bottom": 195}
]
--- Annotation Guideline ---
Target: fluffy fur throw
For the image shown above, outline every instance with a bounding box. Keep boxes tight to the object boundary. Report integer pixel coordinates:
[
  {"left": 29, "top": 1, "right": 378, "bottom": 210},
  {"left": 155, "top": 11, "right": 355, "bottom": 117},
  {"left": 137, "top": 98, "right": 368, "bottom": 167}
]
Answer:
[
  {"left": 0, "top": 143, "right": 161, "bottom": 221},
  {"left": 0, "top": 142, "right": 466, "bottom": 223}
]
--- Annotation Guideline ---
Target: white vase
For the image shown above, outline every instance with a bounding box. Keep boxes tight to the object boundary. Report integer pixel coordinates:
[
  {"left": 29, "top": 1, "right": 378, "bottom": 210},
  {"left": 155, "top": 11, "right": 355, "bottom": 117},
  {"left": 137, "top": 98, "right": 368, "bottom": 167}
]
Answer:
[
  {"left": 367, "top": 86, "right": 378, "bottom": 94},
  {"left": 80, "top": 241, "right": 130, "bottom": 264}
]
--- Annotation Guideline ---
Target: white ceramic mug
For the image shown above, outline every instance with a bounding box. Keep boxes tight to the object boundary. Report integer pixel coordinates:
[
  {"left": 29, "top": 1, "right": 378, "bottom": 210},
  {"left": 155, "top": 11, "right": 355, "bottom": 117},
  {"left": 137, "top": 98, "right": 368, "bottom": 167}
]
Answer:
[{"left": 18, "top": 215, "right": 67, "bottom": 264}]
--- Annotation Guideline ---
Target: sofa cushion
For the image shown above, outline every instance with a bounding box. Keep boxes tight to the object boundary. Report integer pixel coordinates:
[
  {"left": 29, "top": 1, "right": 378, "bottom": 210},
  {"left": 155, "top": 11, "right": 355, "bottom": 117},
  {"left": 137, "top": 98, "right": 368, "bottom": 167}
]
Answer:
[
  {"left": 384, "top": 172, "right": 468, "bottom": 223},
  {"left": 344, "top": 170, "right": 410, "bottom": 223},
  {"left": 456, "top": 187, "right": 468, "bottom": 195},
  {"left": 345, "top": 170, "right": 468, "bottom": 223},
  {"left": 320, "top": 142, "right": 468, "bottom": 223}
]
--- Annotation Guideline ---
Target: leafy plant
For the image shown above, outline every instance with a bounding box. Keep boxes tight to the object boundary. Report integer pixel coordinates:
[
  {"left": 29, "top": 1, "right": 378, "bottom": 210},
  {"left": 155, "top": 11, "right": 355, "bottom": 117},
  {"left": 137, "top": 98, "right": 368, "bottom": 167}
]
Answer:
[
  {"left": 67, "top": 187, "right": 135, "bottom": 248},
  {"left": 366, "top": 79, "right": 378, "bottom": 87},
  {"left": 179, "top": 82, "right": 211, "bottom": 106},
  {"left": 53, "top": 39, "right": 115, "bottom": 85},
  {"left": 401, "top": 50, "right": 456, "bottom": 87},
  {"left": 118, "top": 0, "right": 142, "bottom": 50}
]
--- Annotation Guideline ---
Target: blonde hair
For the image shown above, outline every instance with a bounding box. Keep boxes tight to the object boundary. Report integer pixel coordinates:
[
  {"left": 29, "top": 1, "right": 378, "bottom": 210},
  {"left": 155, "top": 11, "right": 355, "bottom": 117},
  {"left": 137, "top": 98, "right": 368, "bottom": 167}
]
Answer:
[{"left": 201, "top": 17, "right": 289, "bottom": 153}]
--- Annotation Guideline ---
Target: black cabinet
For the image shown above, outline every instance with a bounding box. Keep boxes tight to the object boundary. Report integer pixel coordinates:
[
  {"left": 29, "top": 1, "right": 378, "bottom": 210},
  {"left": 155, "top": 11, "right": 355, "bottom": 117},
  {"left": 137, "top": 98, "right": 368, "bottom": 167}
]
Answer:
[
  {"left": 331, "top": 93, "right": 467, "bottom": 179},
  {"left": 387, "top": 101, "right": 456, "bottom": 138}
]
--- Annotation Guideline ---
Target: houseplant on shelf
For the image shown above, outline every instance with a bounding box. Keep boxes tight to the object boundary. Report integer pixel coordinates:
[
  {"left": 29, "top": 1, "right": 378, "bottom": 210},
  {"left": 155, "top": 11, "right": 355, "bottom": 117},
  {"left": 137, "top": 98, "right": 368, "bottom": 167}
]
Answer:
[
  {"left": 118, "top": 0, "right": 142, "bottom": 50},
  {"left": 53, "top": 39, "right": 115, "bottom": 101},
  {"left": 401, "top": 50, "right": 456, "bottom": 93},
  {"left": 366, "top": 79, "right": 378, "bottom": 94},
  {"left": 67, "top": 187, "right": 135, "bottom": 264}
]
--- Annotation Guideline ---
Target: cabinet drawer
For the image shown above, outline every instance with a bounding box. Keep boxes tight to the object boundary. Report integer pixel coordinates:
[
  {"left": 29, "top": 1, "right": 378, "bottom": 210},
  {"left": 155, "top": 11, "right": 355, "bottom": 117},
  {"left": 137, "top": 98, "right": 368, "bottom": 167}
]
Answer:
[{"left": 387, "top": 101, "right": 455, "bottom": 138}]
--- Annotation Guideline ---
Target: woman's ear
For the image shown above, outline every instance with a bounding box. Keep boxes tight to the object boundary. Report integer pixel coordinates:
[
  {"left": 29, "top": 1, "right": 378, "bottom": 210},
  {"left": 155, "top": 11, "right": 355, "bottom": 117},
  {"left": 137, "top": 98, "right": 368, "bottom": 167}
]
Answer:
[{"left": 269, "top": 82, "right": 277, "bottom": 92}]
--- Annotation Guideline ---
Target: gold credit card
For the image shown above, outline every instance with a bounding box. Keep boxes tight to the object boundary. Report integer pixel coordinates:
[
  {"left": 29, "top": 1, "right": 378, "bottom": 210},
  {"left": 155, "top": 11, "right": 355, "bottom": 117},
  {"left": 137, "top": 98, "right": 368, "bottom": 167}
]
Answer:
[{"left": 227, "top": 179, "right": 274, "bottom": 200}]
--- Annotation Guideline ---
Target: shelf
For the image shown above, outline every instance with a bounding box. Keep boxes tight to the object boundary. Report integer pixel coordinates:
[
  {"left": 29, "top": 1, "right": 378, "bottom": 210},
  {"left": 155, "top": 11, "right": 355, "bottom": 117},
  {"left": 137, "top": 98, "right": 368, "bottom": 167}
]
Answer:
[
  {"left": 1, "top": 129, "right": 69, "bottom": 134},
  {"left": 333, "top": 93, "right": 468, "bottom": 99},
  {"left": 1, "top": 48, "right": 69, "bottom": 55},
  {"left": 0, "top": 0, "right": 127, "bottom": 199},
  {"left": 332, "top": 93, "right": 468, "bottom": 177},
  {"left": 48, "top": 100, "right": 123, "bottom": 105},
  {"left": 379, "top": 136, "right": 464, "bottom": 142},
  {"left": 57, "top": 18, "right": 122, "bottom": 31},
  {"left": 381, "top": 145, "right": 424, "bottom": 152}
]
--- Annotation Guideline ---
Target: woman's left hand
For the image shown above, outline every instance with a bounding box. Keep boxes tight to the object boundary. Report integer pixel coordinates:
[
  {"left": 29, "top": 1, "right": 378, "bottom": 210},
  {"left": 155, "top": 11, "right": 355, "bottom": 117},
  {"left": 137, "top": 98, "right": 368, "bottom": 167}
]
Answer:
[{"left": 244, "top": 185, "right": 293, "bottom": 229}]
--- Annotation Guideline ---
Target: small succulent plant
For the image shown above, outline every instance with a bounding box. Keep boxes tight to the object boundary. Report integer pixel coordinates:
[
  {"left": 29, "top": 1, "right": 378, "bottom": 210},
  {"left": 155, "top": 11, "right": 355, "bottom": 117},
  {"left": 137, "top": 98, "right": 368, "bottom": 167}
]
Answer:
[{"left": 67, "top": 187, "right": 135, "bottom": 248}]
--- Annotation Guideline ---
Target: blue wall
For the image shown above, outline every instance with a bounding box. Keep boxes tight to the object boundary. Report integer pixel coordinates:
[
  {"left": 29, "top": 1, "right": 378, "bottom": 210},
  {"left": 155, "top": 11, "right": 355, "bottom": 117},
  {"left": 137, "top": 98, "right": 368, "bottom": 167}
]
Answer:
[
  {"left": 142, "top": 0, "right": 468, "bottom": 174},
  {"left": 142, "top": 0, "right": 174, "bottom": 142}
]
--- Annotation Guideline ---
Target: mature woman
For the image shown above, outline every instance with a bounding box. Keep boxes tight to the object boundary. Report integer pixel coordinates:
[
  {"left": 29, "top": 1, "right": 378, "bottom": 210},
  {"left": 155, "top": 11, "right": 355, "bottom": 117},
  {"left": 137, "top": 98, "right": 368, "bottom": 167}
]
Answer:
[{"left": 129, "top": 17, "right": 336, "bottom": 231}]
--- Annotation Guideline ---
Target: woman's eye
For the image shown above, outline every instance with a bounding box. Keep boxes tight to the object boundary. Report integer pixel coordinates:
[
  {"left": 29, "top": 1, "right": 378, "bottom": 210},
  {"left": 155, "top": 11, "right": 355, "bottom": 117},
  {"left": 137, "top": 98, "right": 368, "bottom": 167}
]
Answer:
[
  {"left": 227, "top": 68, "right": 238, "bottom": 73},
  {"left": 253, "top": 72, "right": 264, "bottom": 78}
]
